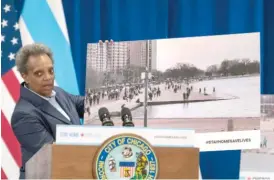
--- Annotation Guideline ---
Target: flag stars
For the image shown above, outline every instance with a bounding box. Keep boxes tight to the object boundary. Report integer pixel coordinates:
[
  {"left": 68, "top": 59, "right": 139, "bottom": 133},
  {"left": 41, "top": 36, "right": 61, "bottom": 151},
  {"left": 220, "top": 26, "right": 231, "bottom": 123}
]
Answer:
[
  {"left": 1, "top": 19, "right": 8, "bottom": 28},
  {"left": 11, "top": 37, "right": 18, "bottom": 45},
  {"left": 8, "top": 53, "right": 15, "bottom": 61},
  {"left": 1, "top": 35, "right": 5, "bottom": 42},
  {"left": 14, "top": 22, "right": 19, "bottom": 31},
  {"left": 3, "top": 4, "right": 11, "bottom": 13}
]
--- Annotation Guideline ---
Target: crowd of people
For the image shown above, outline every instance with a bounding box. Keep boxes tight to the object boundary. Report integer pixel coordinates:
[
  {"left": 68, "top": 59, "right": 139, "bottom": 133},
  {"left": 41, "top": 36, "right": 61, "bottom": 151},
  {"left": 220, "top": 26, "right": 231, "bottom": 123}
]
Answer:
[
  {"left": 163, "top": 79, "right": 217, "bottom": 101},
  {"left": 199, "top": 87, "right": 216, "bottom": 95},
  {"left": 164, "top": 80, "right": 194, "bottom": 101},
  {"left": 123, "top": 85, "right": 143, "bottom": 102},
  {"left": 147, "top": 86, "right": 161, "bottom": 101},
  {"left": 84, "top": 84, "right": 143, "bottom": 116},
  {"left": 84, "top": 79, "right": 217, "bottom": 116}
]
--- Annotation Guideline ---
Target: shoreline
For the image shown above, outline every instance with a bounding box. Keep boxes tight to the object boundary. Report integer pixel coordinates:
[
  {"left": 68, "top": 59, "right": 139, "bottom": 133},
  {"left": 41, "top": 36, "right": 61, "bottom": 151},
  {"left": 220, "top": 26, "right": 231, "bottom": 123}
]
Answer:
[
  {"left": 193, "top": 73, "right": 259, "bottom": 83},
  {"left": 109, "top": 97, "right": 235, "bottom": 117},
  {"left": 145, "top": 97, "right": 235, "bottom": 106},
  {"left": 84, "top": 77, "right": 254, "bottom": 121}
]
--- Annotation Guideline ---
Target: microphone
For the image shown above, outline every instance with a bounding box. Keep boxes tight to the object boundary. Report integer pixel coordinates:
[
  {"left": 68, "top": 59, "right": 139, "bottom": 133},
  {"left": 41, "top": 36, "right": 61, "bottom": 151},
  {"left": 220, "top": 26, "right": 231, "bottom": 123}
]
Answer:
[
  {"left": 98, "top": 107, "right": 114, "bottom": 126},
  {"left": 121, "top": 107, "right": 135, "bottom": 127}
]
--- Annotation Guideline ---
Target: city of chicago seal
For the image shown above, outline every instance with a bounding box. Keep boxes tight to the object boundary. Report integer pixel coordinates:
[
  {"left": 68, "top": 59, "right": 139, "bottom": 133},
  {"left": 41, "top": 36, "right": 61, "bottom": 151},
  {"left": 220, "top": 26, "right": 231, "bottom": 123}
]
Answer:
[{"left": 93, "top": 133, "right": 158, "bottom": 179}]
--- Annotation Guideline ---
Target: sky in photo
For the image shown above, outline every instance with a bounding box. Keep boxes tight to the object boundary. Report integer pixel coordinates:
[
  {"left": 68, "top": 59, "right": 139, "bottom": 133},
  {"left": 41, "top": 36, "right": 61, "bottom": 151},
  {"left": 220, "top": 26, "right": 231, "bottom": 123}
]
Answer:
[{"left": 156, "top": 32, "right": 260, "bottom": 72}]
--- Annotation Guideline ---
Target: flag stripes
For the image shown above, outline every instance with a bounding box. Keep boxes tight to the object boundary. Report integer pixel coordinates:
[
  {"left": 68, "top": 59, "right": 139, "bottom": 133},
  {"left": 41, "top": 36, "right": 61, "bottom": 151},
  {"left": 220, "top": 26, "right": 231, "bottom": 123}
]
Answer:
[
  {"left": 21, "top": 0, "right": 79, "bottom": 95},
  {"left": 1, "top": 82, "right": 16, "bottom": 123},
  {"left": 18, "top": 17, "right": 34, "bottom": 45},
  {"left": 46, "top": 0, "right": 70, "bottom": 43},
  {"left": 120, "top": 167, "right": 135, "bottom": 178},
  {"left": 1, "top": 138, "right": 20, "bottom": 179},
  {"left": 1, "top": 112, "right": 21, "bottom": 166},
  {"left": 1, "top": 0, "right": 77, "bottom": 178},
  {"left": 2, "top": 70, "right": 21, "bottom": 102},
  {"left": 1, "top": 168, "right": 8, "bottom": 179}
]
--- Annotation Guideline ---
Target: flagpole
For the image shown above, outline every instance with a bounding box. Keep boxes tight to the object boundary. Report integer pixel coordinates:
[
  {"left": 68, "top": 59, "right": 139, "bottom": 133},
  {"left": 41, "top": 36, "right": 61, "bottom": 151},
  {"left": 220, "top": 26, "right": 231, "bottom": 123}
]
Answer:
[{"left": 144, "top": 40, "right": 149, "bottom": 127}]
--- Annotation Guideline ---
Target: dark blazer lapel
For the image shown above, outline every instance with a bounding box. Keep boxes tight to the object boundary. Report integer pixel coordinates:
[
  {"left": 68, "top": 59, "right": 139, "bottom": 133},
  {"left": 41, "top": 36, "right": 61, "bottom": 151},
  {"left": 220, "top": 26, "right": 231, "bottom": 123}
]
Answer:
[
  {"left": 55, "top": 94, "right": 79, "bottom": 125},
  {"left": 39, "top": 102, "right": 72, "bottom": 124},
  {"left": 20, "top": 83, "right": 71, "bottom": 125}
]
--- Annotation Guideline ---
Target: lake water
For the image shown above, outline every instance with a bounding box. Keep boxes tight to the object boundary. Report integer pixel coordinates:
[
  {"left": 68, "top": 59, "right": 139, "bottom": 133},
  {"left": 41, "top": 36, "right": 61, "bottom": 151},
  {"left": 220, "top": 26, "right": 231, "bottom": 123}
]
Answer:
[{"left": 132, "top": 76, "right": 260, "bottom": 119}]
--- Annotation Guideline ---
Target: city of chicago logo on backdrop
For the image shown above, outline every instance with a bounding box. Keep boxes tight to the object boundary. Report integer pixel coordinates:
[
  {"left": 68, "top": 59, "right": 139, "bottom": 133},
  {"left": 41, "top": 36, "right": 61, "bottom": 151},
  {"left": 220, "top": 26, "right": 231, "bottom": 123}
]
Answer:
[{"left": 93, "top": 134, "right": 158, "bottom": 179}]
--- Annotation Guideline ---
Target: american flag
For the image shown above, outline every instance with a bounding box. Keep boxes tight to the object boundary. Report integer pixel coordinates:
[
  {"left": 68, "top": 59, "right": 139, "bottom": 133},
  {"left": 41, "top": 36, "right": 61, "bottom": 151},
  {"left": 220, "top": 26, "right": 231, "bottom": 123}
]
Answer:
[
  {"left": 1, "top": 0, "right": 24, "bottom": 179},
  {"left": 1, "top": 0, "right": 78, "bottom": 179}
]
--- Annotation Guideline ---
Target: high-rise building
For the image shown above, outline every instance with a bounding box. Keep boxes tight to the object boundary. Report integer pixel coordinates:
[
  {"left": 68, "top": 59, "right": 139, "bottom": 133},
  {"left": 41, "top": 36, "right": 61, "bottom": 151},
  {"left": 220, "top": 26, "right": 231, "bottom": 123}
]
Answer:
[
  {"left": 86, "top": 41, "right": 130, "bottom": 73},
  {"left": 129, "top": 40, "right": 157, "bottom": 71},
  {"left": 107, "top": 41, "right": 129, "bottom": 72},
  {"left": 86, "top": 40, "right": 156, "bottom": 73},
  {"left": 148, "top": 40, "right": 157, "bottom": 71},
  {"left": 86, "top": 41, "right": 107, "bottom": 72},
  {"left": 129, "top": 40, "right": 147, "bottom": 68}
]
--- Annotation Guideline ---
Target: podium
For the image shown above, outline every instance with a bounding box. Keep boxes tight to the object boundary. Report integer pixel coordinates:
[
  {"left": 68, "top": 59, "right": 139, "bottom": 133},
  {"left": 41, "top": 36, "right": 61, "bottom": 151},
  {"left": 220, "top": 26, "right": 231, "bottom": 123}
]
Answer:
[
  {"left": 25, "top": 143, "right": 199, "bottom": 179},
  {"left": 26, "top": 126, "right": 199, "bottom": 179}
]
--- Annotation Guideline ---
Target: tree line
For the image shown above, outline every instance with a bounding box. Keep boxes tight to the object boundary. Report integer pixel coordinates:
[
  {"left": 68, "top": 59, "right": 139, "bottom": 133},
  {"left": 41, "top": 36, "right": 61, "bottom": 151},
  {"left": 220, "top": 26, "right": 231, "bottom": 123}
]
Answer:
[
  {"left": 155, "top": 59, "right": 259, "bottom": 80},
  {"left": 86, "top": 59, "right": 259, "bottom": 88}
]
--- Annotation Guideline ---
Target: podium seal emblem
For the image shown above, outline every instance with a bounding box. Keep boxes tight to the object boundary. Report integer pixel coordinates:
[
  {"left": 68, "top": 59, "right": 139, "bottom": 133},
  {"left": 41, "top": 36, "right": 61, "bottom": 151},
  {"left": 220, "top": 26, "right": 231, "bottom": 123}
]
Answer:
[{"left": 93, "top": 133, "right": 158, "bottom": 179}]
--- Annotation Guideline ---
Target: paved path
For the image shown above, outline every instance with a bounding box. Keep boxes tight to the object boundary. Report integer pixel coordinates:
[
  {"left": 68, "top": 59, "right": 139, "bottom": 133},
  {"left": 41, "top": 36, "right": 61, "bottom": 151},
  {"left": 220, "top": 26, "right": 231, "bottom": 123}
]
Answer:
[
  {"left": 84, "top": 87, "right": 142, "bottom": 123},
  {"left": 139, "top": 84, "right": 235, "bottom": 104},
  {"left": 84, "top": 83, "right": 236, "bottom": 123}
]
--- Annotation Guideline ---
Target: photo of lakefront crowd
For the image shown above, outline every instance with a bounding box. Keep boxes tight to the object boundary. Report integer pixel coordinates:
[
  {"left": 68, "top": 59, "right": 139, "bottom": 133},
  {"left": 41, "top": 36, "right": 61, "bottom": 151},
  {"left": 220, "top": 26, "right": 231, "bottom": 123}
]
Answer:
[{"left": 84, "top": 33, "right": 260, "bottom": 133}]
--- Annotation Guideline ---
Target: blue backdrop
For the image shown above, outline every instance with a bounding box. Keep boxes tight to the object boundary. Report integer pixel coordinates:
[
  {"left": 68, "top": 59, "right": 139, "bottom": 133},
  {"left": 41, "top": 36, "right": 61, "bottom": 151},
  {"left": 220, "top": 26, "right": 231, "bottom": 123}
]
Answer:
[{"left": 62, "top": 0, "right": 274, "bottom": 179}]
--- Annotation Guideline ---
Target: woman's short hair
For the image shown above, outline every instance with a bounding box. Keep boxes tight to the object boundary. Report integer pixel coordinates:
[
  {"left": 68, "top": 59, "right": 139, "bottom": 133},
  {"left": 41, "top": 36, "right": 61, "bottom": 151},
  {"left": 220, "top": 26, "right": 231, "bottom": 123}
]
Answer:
[{"left": 15, "top": 43, "right": 54, "bottom": 73}]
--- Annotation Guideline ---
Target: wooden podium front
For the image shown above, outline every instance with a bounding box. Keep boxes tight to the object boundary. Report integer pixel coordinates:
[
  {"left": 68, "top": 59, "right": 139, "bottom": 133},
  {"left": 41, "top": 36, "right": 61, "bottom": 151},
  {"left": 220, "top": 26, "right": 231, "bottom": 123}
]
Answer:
[{"left": 25, "top": 144, "right": 199, "bottom": 179}]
